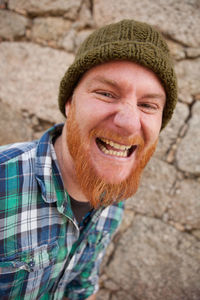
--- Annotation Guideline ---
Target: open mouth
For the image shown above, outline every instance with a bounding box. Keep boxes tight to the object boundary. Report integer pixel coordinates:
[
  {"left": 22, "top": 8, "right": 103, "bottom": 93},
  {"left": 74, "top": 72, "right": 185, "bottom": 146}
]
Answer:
[{"left": 96, "top": 137, "right": 137, "bottom": 158}]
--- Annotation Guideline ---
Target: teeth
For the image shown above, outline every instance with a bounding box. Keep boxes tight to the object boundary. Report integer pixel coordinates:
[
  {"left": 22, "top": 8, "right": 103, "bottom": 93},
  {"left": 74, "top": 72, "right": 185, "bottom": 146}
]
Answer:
[
  {"left": 99, "top": 144, "right": 128, "bottom": 157},
  {"left": 101, "top": 138, "right": 131, "bottom": 150}
]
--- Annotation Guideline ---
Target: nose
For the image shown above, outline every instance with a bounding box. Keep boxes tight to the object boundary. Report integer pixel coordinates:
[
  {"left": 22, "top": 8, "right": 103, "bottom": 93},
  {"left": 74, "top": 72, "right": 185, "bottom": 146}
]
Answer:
[{"left": 113, "top": 103, "right": 141, "bottom": 135}]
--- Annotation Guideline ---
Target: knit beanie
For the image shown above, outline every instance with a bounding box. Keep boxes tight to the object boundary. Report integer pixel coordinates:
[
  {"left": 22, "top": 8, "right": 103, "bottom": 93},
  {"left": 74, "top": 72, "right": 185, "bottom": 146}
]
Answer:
[{"left": 58, "top": 19, "right": 177, "bottom": 129}]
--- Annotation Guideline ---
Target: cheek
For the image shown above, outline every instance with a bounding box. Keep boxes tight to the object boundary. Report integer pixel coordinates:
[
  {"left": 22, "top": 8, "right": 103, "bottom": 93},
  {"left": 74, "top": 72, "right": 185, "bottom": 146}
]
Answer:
[
  {"left": 141, "top": 116, "right": 162, "bottom": 143},
  {"left": 76, "top": 100, "right": 114, "bottom": 129}
]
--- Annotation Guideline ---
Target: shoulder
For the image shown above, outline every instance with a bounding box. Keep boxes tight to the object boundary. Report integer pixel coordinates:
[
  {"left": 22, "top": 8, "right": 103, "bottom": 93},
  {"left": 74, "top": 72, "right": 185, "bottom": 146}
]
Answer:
[
  {"left": 0, "top": 141, "right": 38, "bottom": 197},
  {"left": 96, "top": 202, "right": 124, "bottom": 235},
  {"left": 0, "top": 141, "right": 37, "bottom": 165}
]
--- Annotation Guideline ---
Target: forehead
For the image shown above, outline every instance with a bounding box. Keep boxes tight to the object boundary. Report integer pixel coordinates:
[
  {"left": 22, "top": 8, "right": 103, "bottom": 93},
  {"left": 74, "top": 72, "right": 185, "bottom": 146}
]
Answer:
[{"left": 77, "top": 60, "right": 166, "bottom": 96}]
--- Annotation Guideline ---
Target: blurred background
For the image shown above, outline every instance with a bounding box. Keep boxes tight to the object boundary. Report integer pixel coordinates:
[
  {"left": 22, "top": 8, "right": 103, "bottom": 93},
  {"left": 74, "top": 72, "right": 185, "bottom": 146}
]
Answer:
[{"left": 0, "top": 1, "right": 200, "bottom": 299}]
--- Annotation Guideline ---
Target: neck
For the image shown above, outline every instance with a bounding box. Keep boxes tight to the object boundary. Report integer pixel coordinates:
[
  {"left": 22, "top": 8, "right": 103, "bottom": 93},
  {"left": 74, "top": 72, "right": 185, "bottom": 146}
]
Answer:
[{"left": 54, "top": 123, "right": 89, "bottom": 203}]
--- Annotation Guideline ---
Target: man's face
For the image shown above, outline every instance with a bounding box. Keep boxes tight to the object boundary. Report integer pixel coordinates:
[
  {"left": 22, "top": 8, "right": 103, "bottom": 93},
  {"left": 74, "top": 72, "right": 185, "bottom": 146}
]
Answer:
[{"left": 65, "top": 61, "right": 166, "bottom": 207}]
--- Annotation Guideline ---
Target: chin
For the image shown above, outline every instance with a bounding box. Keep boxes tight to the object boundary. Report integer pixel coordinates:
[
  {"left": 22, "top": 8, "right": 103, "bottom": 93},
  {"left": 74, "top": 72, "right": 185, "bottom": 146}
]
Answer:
[{"left": 94, "top": 167, "right": 132, "bottom": 185}]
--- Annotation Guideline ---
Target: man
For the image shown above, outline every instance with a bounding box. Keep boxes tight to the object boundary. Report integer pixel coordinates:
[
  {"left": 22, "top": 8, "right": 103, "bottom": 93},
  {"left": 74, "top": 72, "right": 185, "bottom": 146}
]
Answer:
[{"left": 0, "top": 19, "right": 177, "bottom": 300}]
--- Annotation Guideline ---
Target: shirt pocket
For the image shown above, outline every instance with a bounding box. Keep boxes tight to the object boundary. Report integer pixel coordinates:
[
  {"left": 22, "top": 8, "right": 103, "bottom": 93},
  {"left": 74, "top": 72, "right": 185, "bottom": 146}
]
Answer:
[
  {"left": 76, "top": 231, "right": 111, "bottom": 265},
  {"left": 0, "top": 242, "right": 59, "bottom": 298}
]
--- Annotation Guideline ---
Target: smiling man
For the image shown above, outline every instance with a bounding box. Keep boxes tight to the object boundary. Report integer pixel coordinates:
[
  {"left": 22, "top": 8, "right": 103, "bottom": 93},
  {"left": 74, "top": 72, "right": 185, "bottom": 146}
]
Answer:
[
  {"left": 0, "top": 20, "right": 177, "bottom": 300},
  {"left": 56, "top": 60, "right": 166, "bottom": 209}
]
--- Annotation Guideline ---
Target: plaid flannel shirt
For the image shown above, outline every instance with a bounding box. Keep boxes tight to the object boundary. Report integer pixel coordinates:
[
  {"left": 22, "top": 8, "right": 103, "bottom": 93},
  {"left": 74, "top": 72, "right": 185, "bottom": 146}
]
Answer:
[{"left": 0, "top": 124, "right": 124, "bottom": 300}]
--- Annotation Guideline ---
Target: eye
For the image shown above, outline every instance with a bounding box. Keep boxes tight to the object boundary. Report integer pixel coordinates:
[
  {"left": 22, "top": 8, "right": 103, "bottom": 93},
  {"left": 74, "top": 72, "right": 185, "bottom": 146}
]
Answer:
[
  {"left": 93, "top": 90, "right": 118, "bottom": 103},
  {"left": 138, "top": 102, "right": 159, "bottom": 113},
  {"left": 95, "top": 91, "right": 114, "bottom": 98}
]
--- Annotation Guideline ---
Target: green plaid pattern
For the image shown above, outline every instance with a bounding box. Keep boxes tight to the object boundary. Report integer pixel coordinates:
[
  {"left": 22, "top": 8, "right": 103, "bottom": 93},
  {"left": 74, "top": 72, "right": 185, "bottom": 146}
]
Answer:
[{"left": 0, "top": 124, "right": 124, "bottom": 300}]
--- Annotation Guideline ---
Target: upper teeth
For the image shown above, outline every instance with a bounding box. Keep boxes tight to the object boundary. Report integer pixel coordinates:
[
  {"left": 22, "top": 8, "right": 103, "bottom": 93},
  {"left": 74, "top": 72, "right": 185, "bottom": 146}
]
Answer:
[
  {"left": 99, "top": 145, "right": 128, "bottom": 157},
  {"left": 101, "top": 138, "right": 132, "bottom": 151}
]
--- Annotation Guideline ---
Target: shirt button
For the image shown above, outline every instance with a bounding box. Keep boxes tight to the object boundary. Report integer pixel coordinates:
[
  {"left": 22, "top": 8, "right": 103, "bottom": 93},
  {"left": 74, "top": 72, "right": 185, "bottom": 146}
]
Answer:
[{"left": 28, "top": 260, "right": 35, "bottom": 271}]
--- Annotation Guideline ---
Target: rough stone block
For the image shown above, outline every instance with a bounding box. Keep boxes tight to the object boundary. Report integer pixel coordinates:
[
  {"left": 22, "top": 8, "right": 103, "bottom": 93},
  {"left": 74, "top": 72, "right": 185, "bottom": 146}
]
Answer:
[
  {"left": 103, "top": 216, "right": 200, "bottom": 300},
  {"left": 59, "top": 28, "right": 76, "bottom": 52},
  {"left": 97, "top": 289, "right": 110, "bottom": 300},
  {"left": 168, "top": 179, "right": 200, "bottom": 229},
  {"left": 176, "top": 101, "right": 200, "bottom": 174},
  {"left": 0, "top": 10, "right": 28, "bottom": 39},
  {"left": 175, "top": 58, "right": 200, "bottom": 104},
  {"left": 125, "top": 157, "right": 177, "bottom": 217},
  {"left": 93, "top": 0, "right": 200, "bottom": 47},
  {"left": 0, "top": 101, "right": 32, "bottom": 145},
  {"left": 186, "top": 47, "right": 200, "bottom": 59},
  {"left": 166, "top": 40, "right": 186, "bottom": 60},
  {"left": 0, "top": 42, "right": 74, "bottom": 123},
  {"left": 76, "top": 0, "right": 94, "bottom": 28},
  {"left": 155, "top": 102, "right": 189, "bottom": 160},
  {"left": 9, "top": 0, "right": 82, "bottom": 18},
  {"left": 32, "top": 17, "right": 71, "bottom": 42},
  {"left": 75, "top": 29, "right": 94, "bottom": 50}
]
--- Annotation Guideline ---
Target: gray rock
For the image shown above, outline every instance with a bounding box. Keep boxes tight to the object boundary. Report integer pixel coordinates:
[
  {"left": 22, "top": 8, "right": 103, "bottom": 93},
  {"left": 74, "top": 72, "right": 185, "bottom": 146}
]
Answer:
[
  {"left": 192, "top": 230, "right": 200, "bottom": 240},
  {"left": 76, "top": 0, "right": 94, "bottom": 28},
  {"left": 75, "top": 29, "right": 94, "bottom": 50},
  {"left": 97, "top": 289, "right": 110, "bottom": 300},
  {"left": 125, "top": 158, "right": 177, "bottom": 218},
  {"left": 168, "top": 179, "right": 200, "bottom": 229},
  {"left": 186, "top": 47, "right": 200, "bottom": 58},
  {"left": 176, "top": 101, "right": 200, "bottom": 174},
  {"left": 175, "top": 58, "right": 200, "bottom": 104},
  {"left": 59, "top": 30, "right": 75, "bottom": 52},
  {"left": 155, "top": 102, "right": 189, "bottom": 160},
  {"left": 101, "top": 216, "right": 200, "bottom": 300},
  {"left": 31, "top": 17, "right": 71, "bottom": 43},
  {"left": 8, "top": 0, "right": 82, "bottom": 18},
  {"left": 0, "top": 101, "right": 32, "bottom": 145},
  {"left": 93, "top": 0, "right": 200, "bottom": 47},
  {"left": 0, "top": 42, "right": 74, "bottom": 123},
  {"left": 0, "top": 10, "right": 28, "bottom": 39},
  {"left": 167, "top": 40, "right": 186, "bottom": 60}
]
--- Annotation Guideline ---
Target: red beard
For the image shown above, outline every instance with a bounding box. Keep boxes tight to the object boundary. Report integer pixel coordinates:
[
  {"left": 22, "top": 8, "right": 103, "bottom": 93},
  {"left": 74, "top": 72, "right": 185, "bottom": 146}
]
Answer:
[{"left": 66, "top": 102, "right": 157, "bottom": 208}]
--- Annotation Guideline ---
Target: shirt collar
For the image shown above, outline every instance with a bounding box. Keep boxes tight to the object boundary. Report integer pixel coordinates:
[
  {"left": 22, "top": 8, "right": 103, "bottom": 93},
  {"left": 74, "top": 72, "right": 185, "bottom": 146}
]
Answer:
[
  {"left": 34, "top": 124, "right": 106, "bottom": 223},
  {"left": 35, "top": 123, "right": 65, "bottom": 204}
]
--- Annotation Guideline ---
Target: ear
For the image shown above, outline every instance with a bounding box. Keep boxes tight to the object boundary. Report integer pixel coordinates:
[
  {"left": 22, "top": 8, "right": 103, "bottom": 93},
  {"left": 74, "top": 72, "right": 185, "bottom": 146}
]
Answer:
[{"left": 65, "top": 97, "right": 72, "bottom": 117}]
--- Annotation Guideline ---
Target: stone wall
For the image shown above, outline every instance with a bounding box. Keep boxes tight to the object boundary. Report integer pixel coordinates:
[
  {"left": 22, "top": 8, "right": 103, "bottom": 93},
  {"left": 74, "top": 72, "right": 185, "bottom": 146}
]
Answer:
[{"left": 0, "top": 1, "right": 200, "bottom": 299}]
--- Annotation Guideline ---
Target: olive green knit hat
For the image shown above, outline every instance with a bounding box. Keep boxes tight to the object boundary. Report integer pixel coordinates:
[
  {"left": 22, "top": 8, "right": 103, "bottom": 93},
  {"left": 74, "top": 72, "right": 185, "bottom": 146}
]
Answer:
[{"left": 58, "top": 19, "right": 177, "bottom": 129}]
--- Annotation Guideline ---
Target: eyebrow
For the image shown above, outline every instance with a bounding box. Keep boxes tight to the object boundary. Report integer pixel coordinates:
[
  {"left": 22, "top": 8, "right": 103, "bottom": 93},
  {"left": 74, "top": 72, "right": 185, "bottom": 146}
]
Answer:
[
  {"left": 139, "top": 93, "right": 166, "bottom": 102},
  {"left": 89, "top": 75, "right": 166, "bottom": 102},
  {"left": 88, "top": 76, "right": 120, "bottom": 89}
]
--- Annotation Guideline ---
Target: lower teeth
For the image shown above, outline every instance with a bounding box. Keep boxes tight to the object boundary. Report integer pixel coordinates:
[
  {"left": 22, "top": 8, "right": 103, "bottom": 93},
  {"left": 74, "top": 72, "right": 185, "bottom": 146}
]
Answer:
[{"left": 99, "top": 145, "right": 127, "bottom": 157}]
